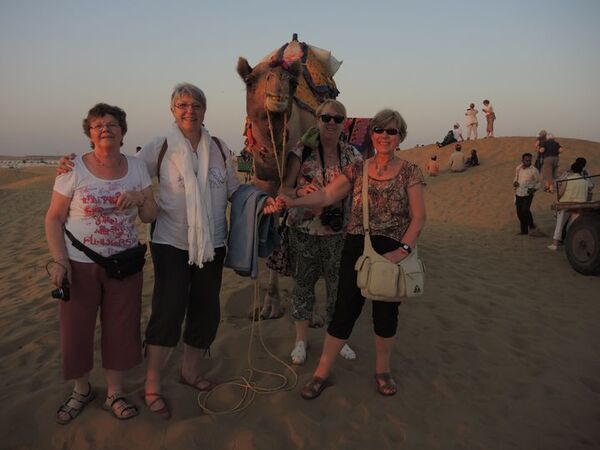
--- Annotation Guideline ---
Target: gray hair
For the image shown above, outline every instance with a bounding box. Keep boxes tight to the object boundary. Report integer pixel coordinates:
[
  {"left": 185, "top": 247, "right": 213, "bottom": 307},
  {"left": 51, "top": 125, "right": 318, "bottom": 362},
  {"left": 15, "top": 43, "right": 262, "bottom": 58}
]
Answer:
[
  {"left": 170, "top": 83, "right": 207, "bottom": 110},
  {"left": 370, "top": 109, "right": 408, "bottom": 143}
]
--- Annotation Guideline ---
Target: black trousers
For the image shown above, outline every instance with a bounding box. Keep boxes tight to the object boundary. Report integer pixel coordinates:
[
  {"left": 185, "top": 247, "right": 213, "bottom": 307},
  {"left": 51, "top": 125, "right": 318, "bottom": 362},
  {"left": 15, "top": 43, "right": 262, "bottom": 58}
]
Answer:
[
  {"left": 145, "top": 243, "right": 225, "bottom": 349},
  {"left": 515, "top": 195, "right": 535, "bottom": 234},
  {"left": 327, "top": 234, "right": 401, "bottom": 340}
]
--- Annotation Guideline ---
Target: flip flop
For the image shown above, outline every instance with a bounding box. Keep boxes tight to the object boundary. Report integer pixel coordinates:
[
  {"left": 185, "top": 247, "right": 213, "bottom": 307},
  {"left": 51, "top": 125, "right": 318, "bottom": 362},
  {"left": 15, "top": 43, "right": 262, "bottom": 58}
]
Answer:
[
  {"left": 374, "top": 373, "right": 397, "bottom": 396},
  {"left": 144, "top": 392, "right": 170, "bottom": 420},
  {"left": 179, "top": 373, "right": 217, "bottom": 392}
]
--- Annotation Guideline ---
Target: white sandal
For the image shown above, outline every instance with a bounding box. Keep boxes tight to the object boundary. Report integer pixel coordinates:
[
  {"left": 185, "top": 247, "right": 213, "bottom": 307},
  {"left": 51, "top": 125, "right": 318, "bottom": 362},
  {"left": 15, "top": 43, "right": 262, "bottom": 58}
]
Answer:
[
  {"left": 290, "top": 341, "right": 307, "bottom": 365},
  {"left": 339, "top": 343, "right": 357, "bottom": 360}
]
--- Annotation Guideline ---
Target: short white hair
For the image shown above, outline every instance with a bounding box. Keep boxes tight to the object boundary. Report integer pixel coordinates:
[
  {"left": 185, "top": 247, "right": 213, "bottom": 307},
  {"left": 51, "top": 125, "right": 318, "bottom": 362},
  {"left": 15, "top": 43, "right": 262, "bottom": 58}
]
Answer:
[{"left": 170, "top": 83, "right": 206, "bottom": 109}]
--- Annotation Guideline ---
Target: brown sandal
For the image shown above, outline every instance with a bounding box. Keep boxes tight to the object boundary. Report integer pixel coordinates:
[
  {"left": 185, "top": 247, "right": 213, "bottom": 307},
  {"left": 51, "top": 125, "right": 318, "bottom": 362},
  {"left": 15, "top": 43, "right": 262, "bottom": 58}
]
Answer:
[
  {"left": 300, "top": 376, "right": 331, "bottom": 400},
  {"left": 144, "top": 392, "right": 170, "bottom": 420},
  {"left": 179, "top": 373, "right": 217, "bottom": 392},
  {"left": 374, "top": 373, "right": 397, "bottom": 396},
  {"left": 56, "top": 383, "right": 95, "bottom": 425}
]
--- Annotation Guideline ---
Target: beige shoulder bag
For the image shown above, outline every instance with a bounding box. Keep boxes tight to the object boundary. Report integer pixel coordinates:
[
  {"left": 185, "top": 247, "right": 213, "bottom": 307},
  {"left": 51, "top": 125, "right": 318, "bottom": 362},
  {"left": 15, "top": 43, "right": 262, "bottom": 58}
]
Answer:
[{"left": 354, "top": 159, "right": 425, "bottom": 300}]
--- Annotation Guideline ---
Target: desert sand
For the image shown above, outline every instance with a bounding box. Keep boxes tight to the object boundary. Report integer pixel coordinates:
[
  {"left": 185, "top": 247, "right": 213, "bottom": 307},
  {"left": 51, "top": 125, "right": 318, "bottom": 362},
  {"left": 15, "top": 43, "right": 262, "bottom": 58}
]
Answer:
[{"left": 0, "top": 136, "right": 599, "bottom": 450}]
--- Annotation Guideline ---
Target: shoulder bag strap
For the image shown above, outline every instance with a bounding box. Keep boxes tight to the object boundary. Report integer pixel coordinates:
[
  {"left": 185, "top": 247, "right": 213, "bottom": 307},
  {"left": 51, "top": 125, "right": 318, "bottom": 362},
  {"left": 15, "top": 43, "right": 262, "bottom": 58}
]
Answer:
[
  {"left": 64, "top": 228, "right": 109, "bottom": 266},
  {"left": 361, "top": 160, "right": 376, "bottom": 253},
  {"left": 156, "top": 139, "right": 168, "bottom": 183},
  {"left": 211, "top": 136, "right": 227, "bottom": 165}
]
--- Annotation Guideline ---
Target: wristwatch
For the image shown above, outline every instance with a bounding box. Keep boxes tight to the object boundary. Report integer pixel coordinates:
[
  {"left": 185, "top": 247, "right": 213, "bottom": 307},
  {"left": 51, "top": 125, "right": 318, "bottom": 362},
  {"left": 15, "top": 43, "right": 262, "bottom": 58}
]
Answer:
[{"left": 399, "top": 242, "right": 412, "bottom": 254}]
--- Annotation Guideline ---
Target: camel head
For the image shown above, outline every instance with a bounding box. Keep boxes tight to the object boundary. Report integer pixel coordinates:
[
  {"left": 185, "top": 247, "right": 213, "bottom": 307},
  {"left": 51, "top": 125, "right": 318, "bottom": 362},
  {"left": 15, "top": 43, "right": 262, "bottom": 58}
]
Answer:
[{"left": 237, "top": 57, "right": 301, "bottom": 117}]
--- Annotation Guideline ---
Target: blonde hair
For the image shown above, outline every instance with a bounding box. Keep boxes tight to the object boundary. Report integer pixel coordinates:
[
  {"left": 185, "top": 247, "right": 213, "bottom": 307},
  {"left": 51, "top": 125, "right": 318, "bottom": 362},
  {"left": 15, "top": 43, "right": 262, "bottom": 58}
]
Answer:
[
  {"left": 315, "top": 99, "right": 347, "bottom": 118},
  {"left": 370, "top": 109, "right": 407, "bottom": 143}
]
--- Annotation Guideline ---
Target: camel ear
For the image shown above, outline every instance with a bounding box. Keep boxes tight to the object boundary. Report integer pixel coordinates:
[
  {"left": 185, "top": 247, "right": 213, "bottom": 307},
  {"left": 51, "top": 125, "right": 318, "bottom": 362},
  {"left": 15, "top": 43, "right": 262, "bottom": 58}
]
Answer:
[
  {"left": 288, "top": 60, "right": 301, "bottom": 80},
  {"left": 237, "top": 57, "right": 253, "bottom": 83}
]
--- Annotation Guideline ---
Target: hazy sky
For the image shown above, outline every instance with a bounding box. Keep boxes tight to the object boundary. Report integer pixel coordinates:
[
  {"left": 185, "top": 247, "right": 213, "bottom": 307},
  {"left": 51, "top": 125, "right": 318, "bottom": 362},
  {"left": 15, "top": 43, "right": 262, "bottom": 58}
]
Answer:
[{"left": 1, "top": 0, "right": 599, "bottom": 155}]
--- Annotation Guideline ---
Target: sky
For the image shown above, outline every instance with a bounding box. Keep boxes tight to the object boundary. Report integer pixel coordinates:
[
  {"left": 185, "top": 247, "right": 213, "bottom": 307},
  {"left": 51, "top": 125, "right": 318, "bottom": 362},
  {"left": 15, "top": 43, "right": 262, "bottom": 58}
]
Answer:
[{"left": 1, "top": 0, "right": 599, "bottom": 156}]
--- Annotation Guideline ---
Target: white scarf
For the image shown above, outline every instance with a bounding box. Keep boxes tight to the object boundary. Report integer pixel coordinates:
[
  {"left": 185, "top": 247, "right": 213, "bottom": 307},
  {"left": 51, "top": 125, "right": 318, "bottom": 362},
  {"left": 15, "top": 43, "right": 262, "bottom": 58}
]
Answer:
[{"left": 167, "top": 123, "right": 215, "bottom": 267}]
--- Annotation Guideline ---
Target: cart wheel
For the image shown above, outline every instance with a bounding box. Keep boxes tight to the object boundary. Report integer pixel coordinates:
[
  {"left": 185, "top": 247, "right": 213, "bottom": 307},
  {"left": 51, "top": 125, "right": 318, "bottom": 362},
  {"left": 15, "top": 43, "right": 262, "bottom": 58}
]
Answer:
[{"left": 565, "top": 214, "right": 600, "bottom": 275}]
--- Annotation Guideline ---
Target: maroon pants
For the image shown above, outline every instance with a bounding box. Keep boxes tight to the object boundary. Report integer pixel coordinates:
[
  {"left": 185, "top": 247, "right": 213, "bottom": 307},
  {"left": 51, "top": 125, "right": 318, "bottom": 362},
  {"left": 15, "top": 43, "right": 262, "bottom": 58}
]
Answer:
[{"left": 60, "top": 261, "right": 142, "bottom": 380}]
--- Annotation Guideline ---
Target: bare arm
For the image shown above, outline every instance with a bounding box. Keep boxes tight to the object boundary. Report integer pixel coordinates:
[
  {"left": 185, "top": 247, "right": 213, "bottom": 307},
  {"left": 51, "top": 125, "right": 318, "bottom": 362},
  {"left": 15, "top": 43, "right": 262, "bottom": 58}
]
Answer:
[
  {"left": 280, "top": 172, "right": 352, "bottom": 209},
  {"left": 383, "top": 183, "right": 427, "bottom": 263},
  {"left": 44, "top": 192, "right": 72, "bottom": 286},
  {"left": 116, "top": 187, "right": 158, "bottom": 223}
]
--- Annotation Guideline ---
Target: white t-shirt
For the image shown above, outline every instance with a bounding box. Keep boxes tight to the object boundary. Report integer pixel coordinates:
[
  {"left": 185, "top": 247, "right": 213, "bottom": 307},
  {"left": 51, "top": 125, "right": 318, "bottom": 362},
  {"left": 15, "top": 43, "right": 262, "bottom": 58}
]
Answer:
[
  {"left": 137, "top": 134, "right": 241, "bottom": 251},
  {"left": 53, "top": 154, "right": 152, "bottom": 263}
]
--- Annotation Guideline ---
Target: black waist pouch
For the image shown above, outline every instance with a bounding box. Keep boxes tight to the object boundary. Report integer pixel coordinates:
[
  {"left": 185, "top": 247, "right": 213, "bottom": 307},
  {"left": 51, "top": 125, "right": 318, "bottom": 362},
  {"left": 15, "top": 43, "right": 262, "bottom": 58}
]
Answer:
[{"left": 65, "top": 229, "right": 147, "bottom": 280}]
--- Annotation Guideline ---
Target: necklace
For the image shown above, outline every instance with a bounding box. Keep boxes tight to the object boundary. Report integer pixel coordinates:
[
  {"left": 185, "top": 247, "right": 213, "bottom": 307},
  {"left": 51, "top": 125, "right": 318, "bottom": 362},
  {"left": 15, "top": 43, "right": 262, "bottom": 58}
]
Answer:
[
  {"left": 92, "top": 152, "right": 122, "bottom": 168},
  {"left": 374, "top": 156, "right": 395, "bottom": 177}
]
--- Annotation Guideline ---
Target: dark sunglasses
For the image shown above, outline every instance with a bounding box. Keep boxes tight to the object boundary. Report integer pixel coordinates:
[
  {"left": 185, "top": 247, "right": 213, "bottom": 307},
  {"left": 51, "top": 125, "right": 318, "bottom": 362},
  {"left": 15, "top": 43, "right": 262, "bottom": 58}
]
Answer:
[
  {"left": 373, "top": 127, "right": 400, "bottom": 135},
  {"left": 320, "top": 114, "right": 345, "bottom": 124}
]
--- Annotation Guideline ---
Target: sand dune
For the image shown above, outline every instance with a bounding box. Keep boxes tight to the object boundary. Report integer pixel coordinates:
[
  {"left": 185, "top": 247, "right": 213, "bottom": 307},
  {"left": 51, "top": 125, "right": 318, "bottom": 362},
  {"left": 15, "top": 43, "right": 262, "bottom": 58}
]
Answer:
[{"left": 0, "top": 137, "right": 599, "bottom": 450}]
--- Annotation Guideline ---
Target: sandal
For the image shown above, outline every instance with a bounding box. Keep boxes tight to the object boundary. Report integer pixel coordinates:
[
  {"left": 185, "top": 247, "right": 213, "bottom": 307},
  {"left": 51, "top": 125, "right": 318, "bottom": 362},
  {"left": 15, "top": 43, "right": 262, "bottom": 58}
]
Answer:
[
  {"left": 56, "top": 383, "right": 95, "bottom": 425},
  {"left": 300, "top": 376, "right": 331, "bottom": 400},
  {"left": 103, "top": 393, "right": 139, "bottom": 420},
  {"left": 144, "top": 392, "right": 170, "bottom": 420},
  {"left": 374, "top": 373, "right": 397, "bottom": 396},
  {"left": 339, "top": 343, "right": 357, "bottom": 361},
  {"left": 179, "top": 373, "right": 216, "bottom": 392}
]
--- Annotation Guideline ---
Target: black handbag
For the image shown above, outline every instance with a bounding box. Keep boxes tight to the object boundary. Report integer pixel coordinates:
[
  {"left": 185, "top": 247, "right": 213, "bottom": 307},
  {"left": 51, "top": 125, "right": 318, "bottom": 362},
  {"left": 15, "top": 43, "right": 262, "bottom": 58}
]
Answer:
[{"left": 65, "top": 229, "right": 147, "bottom": 280}]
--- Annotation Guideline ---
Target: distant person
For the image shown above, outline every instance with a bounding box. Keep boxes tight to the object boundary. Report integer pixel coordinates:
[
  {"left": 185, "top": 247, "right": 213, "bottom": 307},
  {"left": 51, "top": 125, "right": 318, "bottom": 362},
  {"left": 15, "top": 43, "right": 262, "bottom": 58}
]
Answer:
[
  {"left": 465, "top": 149, "right": 479, "bottom": 167},
  {"left": 539, "top": 133, "right": 564, "bottom": 193},
  {"left": 482, "top": 100, "right": 495, "bottom": 137},
  {"left": 453, "top": 123, "right": 464, "bottom": 142},
  {"left": 548, "top": 159, "right": 591, "bottom": 250},
  {"left": 435, "top": 129, "right": 457, "bottom": 148},
  {"left": 464, "top": 103, "right": 478, "bottom": 140},
  {"left": 448, "top": 143, "right": 465, "bottom": 172},
  {"left": 558, "top": 157, "right": 594, "bottom": 201},
  {"left": 426, "top": 155, "right": 439, "bottom": 176},
  {"left": 513, "top": 153, "right": 541, "bottom": 235},
  {"left": 534, "top": 130, "right": 547, "bottom": 171},
  {"left": 135, "top": 146, "right": 142, "bottom": 153}
]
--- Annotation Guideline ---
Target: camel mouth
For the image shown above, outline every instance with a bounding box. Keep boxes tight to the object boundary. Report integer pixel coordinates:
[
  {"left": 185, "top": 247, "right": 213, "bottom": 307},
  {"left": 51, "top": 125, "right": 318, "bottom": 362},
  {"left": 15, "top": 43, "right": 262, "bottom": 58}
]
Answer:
[{"left": 265, "top": 94, "right": 289, "bottom": 112}]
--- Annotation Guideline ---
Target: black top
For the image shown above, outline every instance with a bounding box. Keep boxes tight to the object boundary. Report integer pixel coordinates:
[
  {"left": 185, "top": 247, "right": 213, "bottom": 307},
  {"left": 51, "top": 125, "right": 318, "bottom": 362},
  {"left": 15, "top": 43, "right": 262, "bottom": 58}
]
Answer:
[{"left": 542, "top": 139, "right": 561, "bottom": 157}]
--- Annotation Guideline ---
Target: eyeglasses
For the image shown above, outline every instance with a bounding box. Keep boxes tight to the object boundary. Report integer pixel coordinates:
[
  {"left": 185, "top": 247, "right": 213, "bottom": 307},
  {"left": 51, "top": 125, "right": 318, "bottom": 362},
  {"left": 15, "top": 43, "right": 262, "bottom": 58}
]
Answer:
[
  {"left": 89, "top": 123, "right": 120, "bottom": 132},
  {"left": 320, "top": 114, "right": 344, "bottom": 124},
  {"left": 174, "top": 103, "right": 204, "bottom": 111},
  {"left": 373, "top": 127, "right": 400, "bottom": 136}
]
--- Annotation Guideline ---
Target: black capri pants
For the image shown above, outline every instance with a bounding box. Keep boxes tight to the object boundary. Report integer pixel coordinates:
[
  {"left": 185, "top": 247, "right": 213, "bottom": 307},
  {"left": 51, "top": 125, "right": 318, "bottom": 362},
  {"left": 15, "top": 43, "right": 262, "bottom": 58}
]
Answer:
[
  {"left": 327, "top": 234, "right": 401, "bottom": 340},
  {"left": 145, "top": 242, "right": 226, "bottom": 349}
]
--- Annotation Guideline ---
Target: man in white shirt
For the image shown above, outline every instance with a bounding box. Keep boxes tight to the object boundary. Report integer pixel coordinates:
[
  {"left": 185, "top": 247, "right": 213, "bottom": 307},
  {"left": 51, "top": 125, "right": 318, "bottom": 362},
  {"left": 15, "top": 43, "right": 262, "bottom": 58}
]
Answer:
[
  {"left": 513, "top": 153, "right": 542, "bottom": 235},
  {"left": 452, "top": 123, "right": 464, "bottom": 141}
]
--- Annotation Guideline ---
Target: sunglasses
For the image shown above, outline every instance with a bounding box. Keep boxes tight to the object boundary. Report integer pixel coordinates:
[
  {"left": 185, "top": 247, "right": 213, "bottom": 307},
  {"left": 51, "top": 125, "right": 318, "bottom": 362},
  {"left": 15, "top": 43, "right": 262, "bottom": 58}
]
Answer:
[
  {"left": 373, "top": 127, "right": 400, "bottom": 136},
  {"left": 320, "top": 114, "right": 345, "bottom": 124}
]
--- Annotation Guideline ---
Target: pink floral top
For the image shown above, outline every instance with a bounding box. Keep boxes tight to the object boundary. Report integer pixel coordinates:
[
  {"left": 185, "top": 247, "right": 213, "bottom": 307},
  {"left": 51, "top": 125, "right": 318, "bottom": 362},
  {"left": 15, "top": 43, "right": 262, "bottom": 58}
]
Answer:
[
  {"left": 342, "top": 159, "right": 424, "bottom": 242},
  {"left": 286, "top": 140, "right": 362, "bottom": 235}
]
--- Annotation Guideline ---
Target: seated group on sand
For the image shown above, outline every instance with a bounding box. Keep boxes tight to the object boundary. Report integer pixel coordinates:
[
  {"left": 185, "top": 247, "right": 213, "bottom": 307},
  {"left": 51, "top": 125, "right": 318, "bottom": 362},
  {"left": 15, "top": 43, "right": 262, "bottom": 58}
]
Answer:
[{"left": 45, "top": 83, "right": 426, "bottom": 424}]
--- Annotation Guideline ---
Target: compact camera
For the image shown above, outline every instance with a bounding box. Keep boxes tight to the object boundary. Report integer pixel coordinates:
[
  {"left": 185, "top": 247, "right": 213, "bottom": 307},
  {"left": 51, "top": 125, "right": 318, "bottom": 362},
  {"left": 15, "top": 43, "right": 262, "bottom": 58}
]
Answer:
[
  {"left": 51, "top": 278, "right": 70, "bottom": 301},
  {"left": 320, "top": 207, "right": 344, "bottom": 232}
]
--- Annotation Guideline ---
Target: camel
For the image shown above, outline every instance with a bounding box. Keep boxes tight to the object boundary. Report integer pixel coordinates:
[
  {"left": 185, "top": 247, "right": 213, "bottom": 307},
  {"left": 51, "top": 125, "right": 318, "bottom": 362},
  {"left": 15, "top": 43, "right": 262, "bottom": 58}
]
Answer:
[{"left": 237, "top": 35, "right": 341, "bottom": 321}]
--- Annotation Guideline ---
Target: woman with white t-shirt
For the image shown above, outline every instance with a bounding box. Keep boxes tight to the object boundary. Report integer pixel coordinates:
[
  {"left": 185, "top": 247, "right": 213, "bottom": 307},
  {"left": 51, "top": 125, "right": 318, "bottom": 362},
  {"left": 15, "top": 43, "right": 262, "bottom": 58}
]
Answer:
[
  {"left": 465, "top": 103, "right": 479, "bottom": 140},
  {"left": 45, "top": 103, "right": 158, "bottom": 424}
]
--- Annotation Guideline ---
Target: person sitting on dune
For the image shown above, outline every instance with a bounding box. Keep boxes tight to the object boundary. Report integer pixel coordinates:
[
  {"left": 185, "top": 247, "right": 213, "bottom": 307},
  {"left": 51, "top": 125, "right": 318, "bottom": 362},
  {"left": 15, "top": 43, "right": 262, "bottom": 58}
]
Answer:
[
  {"left": 426, "top": 155, "right": 439, "bottom": 176},
  {"left": 448, "top": 143, "right": 466, "bottom": 172},
  {"left": 465, "top": 149, "right": 479, "bottom": 167}
]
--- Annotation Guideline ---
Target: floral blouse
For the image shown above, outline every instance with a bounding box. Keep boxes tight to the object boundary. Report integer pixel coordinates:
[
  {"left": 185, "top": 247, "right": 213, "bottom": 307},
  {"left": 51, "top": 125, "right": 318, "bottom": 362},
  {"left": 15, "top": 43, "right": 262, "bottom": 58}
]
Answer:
[
  {"left": 286, "top": 140, "right": 362, "bottom": 235},
  {"left": 342, "top": 159, "right": 424, "bottom": 242}
]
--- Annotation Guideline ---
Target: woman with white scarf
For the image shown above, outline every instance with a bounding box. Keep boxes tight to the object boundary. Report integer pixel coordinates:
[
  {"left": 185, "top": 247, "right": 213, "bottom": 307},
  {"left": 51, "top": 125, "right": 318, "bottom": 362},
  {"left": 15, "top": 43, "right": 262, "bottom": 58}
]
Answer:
[{"left": 136, "top": 83, "right": 243, "bottom": 419}]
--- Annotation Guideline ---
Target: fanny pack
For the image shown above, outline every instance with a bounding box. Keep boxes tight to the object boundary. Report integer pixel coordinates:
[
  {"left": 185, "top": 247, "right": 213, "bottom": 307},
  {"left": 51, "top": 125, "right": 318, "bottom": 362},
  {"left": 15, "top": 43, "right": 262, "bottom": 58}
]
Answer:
[{"left": 65, "top": 229, "right": 147, "bottom": 280}]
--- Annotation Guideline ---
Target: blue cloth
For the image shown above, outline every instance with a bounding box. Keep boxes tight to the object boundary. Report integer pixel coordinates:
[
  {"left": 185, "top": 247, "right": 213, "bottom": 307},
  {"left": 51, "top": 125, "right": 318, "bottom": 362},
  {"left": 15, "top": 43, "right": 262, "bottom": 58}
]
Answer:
[{"left": 224, "top": 184, "right": 280, "bottom": 278}]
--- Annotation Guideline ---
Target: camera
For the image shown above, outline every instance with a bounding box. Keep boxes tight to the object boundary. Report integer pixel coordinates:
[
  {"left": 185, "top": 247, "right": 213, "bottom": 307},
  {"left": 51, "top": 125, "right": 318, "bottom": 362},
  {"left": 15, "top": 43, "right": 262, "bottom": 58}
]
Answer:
[
  {"left": 320, "top": 207, "right": 344, "bottom": 232},
  {"left": 51, "top": 278, "right": 70, "bottom": 301}
]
